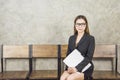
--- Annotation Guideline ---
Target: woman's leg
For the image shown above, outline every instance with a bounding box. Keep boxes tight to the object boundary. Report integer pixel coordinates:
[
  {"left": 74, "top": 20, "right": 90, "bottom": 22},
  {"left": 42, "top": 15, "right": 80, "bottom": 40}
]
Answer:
[
  {"left": 67, "top": 72, "right": 84, "bottom": 80},
  {"left": 60, "top": 71, "right": 70, "bottom": 80}
]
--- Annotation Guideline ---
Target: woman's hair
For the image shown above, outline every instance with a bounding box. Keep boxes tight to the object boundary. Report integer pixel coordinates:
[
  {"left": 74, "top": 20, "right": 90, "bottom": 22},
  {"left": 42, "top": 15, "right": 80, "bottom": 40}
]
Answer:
[{"left": 74, "top": 15, "right": 90, "bottom": 35}]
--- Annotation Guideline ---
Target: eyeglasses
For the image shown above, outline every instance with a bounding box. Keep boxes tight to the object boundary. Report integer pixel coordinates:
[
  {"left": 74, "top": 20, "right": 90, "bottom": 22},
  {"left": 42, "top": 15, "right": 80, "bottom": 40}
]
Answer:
[{"left": 75, "top": 23, "right": 86, "bottom": 27}]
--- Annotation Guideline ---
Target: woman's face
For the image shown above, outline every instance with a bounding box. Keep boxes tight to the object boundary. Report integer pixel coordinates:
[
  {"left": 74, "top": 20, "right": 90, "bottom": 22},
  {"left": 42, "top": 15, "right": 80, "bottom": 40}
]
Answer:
[{"left": 75, "top": 19, "right": 86, "bottom": 34}]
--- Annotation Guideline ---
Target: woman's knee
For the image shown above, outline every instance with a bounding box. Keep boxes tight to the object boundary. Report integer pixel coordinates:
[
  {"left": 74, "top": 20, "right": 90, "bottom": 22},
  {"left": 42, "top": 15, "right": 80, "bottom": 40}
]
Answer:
[
  {"left": 67, "top": 76, "right": 75, "bottom": 80},
  {"left": 67, "top": 76, "right": 84, "bottom": 80},
  {"left": 67, "top": 72, "right": 84, "bottom": 80},
  {"left": 60, "top": 75, "right": 67, "bottom": 80},
  {"left": 60, "top": 71, "right": 69, "bottom": 80}
]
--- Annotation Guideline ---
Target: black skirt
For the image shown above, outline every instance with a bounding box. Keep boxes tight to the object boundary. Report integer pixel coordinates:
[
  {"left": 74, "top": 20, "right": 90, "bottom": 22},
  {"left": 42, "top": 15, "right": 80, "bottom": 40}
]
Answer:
[{"left": 84, "top": 64, "right": 94, "bottom": 80}]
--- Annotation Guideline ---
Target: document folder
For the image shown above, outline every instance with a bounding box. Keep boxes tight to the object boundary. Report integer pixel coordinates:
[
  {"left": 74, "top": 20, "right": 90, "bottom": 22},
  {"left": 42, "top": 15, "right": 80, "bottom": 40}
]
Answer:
[{"left": 63, "top": 49, "right": 91, "bottom": 72}]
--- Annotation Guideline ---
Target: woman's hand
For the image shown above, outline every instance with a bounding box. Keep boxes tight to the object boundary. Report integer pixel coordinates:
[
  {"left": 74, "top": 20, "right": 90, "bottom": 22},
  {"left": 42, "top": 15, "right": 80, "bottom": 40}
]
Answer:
[{"left": 67, "top": 67, "right": 77, "bottom": 74}]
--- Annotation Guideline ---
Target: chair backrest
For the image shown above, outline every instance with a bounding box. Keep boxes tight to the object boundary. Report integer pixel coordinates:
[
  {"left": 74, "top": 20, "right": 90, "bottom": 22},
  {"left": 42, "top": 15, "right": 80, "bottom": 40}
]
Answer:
[
  {"left": 93, "top": 44, "right": 116, "bottom": 58},
  {"left": 3, "top": 45, "right": 29, "bottom": 58},
  {"left": 32, "top": 45, "right": 58, "bottom": 58}
]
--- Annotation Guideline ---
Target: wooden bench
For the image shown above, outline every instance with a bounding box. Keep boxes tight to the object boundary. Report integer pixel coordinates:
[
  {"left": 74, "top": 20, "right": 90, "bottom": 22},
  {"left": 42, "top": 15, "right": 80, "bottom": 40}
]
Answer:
[
  {"left": 60, "top": 44, "right": 120, "bottom": 80},
  {"left": 1, "top": 44, "right": 120, "bottom": 80},
  {"left": 93, "top": 44, "right": 120, "bottom": 80},
  {"left": 29, "top": 45, "right": 61, "bottom": 80},
  {"left": 0, "top": 45, "right": 30, "bottom": 80}
]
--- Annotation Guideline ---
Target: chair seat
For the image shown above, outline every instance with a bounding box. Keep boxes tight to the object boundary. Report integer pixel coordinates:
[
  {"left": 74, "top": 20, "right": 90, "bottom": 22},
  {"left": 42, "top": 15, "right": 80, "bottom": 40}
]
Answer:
[
  {"left": 29, "top": 70, "right": 57, "bottom": 79},
  {"left": 93, "top": 71, "right": 120, "bottom": 80},
  {"left": 0, "top": 71, "right": 28, "bottom": 79}
]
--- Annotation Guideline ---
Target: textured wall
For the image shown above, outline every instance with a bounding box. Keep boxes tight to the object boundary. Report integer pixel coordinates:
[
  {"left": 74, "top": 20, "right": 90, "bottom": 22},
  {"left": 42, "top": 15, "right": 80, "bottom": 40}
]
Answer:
[
  {"left": 0, "top": 0, "right": 120, "bottom": 72},
  {"left": 0, "top": 0, "right": 120, "bottom": 44}
]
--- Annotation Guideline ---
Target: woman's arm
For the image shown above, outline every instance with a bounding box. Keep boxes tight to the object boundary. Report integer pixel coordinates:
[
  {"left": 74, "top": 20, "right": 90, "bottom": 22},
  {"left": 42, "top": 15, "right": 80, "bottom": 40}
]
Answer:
[{"left": 76, "top": 36, "right": 95, "bottom": 72}]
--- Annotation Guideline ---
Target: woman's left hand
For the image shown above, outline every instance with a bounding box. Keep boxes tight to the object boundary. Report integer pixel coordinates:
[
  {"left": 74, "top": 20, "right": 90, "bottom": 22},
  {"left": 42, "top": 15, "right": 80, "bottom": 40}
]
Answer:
[{"left": 68, "top": 67, "right": 77, "bottom": 74}]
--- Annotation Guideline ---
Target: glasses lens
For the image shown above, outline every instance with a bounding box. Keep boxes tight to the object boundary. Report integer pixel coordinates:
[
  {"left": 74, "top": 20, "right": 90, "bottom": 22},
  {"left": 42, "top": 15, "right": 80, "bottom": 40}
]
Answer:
[{"left": 76, "top": 23, "right": 86, "bottom": 26}]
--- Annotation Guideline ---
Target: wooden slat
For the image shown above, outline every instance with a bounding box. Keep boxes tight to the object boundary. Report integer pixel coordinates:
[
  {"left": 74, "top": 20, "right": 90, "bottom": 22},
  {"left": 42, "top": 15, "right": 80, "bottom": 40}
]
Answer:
[
  {"left": 61, "top": 45, "right": 68, "bottom": 58},
  {"left": 93, "top": 44, "right": 116, "bottom": 58},
  {"left": 32, "top": 45, "right": 58, "bottom": 58},
  {"left": 0, "top": 71, "right": 28, "bottom": 79},
  {"left": 93, "top": 71, "right": 120, "bottom": 80},
  {"left": 3, "top": 45, "right": 29, "bottom": 58},
  {"left": 30, "top": 70, "right": 57, "bottom": 79}
]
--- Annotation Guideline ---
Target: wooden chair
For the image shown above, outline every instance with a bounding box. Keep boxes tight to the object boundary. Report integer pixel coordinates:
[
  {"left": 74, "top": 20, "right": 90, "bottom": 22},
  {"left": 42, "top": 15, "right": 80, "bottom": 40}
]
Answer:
[
  {"left": 93, "top": 44, "right": 120, "bottom": 80},
  {"left": 29, "top": 45, "right": 61, "bottom": 80},
  {"left": 0, "top": 45, "right": 30, "bottom": 80}
]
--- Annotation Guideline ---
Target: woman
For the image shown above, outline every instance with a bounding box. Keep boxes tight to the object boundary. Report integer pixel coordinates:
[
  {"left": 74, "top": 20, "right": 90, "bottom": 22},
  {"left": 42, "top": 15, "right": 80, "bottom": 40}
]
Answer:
[{"left": 60, "top": 15, "right": 95, "bottom": 80}]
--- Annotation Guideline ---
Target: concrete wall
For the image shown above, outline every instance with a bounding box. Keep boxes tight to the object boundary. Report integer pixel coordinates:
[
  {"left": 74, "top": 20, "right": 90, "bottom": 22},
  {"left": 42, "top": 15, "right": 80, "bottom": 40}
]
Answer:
[{"left": 0, "top": 0, "right": 120, "bottom": 73}]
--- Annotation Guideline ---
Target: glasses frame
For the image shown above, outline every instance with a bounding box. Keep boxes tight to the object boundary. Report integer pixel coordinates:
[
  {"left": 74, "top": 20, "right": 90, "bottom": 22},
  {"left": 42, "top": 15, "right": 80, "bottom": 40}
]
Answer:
[{"left": 75, "top": 23, "right": 86, "bottom": 27}]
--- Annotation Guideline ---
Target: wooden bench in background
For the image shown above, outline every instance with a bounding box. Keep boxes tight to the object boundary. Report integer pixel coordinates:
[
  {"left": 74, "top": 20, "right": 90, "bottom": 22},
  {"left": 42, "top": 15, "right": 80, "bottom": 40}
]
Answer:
[
  {"left": 29, "top": 45, "right": 61, "bottom": 80},
  {"left": 0, "top": 45, "right": 30, "bottom": 80},
  {"left": 60, "top": 44, "right": 120, "bottom": 80},
  {"left": 93, "top": 44, "right": 120, "bottom": 80},
  {"left": 0, "top": 44, "right": 120, "bottom": 80}
]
